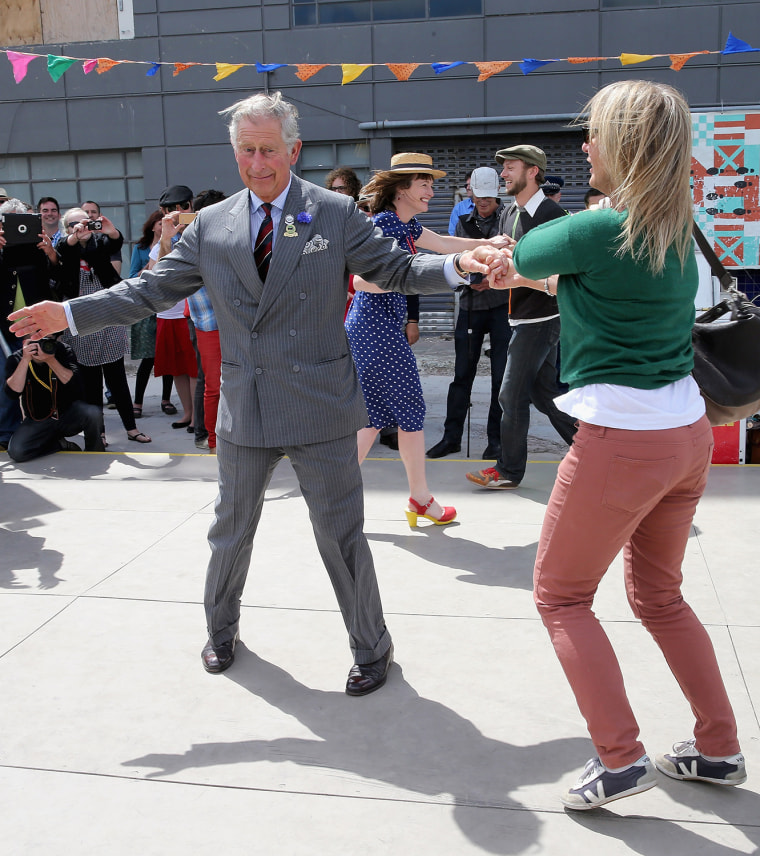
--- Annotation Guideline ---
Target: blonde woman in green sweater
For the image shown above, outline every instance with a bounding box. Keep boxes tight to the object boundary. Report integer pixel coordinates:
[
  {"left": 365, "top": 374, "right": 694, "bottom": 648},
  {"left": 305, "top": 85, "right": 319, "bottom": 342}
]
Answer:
[{"left": 494, "top": 80, "right": 745, "bottom": 811}]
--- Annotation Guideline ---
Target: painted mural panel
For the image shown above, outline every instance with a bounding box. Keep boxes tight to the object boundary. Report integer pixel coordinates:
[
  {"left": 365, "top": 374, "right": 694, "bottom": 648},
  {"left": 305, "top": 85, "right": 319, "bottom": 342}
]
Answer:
[{"left": 692, "top": 112, "right": 760, "bottom": 269}]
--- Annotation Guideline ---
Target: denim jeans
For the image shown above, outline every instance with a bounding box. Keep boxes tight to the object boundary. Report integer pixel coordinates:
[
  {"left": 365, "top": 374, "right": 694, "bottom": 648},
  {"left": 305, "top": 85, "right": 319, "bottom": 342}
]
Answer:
[
  {"left": 7, "top": 400, "right": 105, "bottom": 462},
  {"left": 443, "top": 304, "right": 511, "bottom": 448},
  {"left": 497, "top": 316, "right": 577, "bottom": 483},
  {"left": 0, "top": 334, "right": 22, "bottom": 446}
]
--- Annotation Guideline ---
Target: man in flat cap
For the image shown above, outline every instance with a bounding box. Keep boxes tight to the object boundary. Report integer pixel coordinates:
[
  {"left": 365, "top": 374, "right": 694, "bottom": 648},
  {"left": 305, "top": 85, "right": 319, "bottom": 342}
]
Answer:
[{"left": 467, "top": 144, "right": 577, "bottom": 490}]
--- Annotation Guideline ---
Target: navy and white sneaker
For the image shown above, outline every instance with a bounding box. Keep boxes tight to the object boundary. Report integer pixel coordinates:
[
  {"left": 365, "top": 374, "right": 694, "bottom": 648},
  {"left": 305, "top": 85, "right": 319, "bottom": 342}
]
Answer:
[
  {"left": 655, "top": 739, "right": 746, "bottom": 785},
  {"left": 562, "top": 755, "right": 657, "bottom": 810}
]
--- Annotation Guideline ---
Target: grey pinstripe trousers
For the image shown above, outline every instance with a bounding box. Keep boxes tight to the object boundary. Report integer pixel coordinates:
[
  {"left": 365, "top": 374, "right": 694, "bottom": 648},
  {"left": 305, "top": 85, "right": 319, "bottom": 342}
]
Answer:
[{"left": 204, "top": 434, "right": 391, "bottom": 664}]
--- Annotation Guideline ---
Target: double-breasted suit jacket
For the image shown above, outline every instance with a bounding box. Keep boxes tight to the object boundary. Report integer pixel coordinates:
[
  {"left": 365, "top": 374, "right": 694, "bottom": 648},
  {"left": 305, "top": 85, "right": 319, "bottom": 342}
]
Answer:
[{"left": 67, "top": 175, "right": 451, "bottom": 448}]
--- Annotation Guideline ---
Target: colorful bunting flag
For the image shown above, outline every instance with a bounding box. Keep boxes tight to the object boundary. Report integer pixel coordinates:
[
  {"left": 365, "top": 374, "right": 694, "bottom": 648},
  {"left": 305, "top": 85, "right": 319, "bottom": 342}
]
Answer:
[
  {"left": 6, "top": 51, "right": 38, "bottom": 83},
  {"left": 520, "top": 58, "right": 558, "bottom": 75},
  {"left": 47, "top": 55, "right": 77, "bottom": 82},
  {"left": 431, "top": 61, "right": 465, "bottom": 74},
  {"left": 294, "top": 63, "right": 327, "bottom": 82},
  {"left": 620, "top": 53, "right": 655, "bottom": 66},
  {"left": 2, "top": 40, "right": 759, "bottom": 88},
  {"left": 97, "top": 58, "right": 121, "bottom": 74},
  {"left": 473, "top": 61, "right": 512, "bottom": 81},
  {"left": 173, "top": 62, "right": 201, "bottom": 76},
  {"left": 670, "top": 51, "right": 710, "bottom": 71},
  {"left": 723, "top": 33, "right": 759, "bottom": 54},
  {"left": 341, "top": 63, "right": 371, "bottom": 85},
  {"left": 386, "top": 63, "right": 419, "bottom": 81},
  {"left": 214, "top": 63, "right": 245, "bottom": 81}
]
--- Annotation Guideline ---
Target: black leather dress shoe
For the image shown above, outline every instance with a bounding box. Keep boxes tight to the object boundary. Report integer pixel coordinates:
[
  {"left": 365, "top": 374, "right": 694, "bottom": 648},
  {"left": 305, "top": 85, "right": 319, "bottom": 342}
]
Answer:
[
  {"left": 426, "top": 439, "right": 461, "bottom": 458},
  {"left": 345, "top": 644, "right": 394, "bottom": 696},
  {"left": 482, "top": 445, "right": 502, "bottom": 460},
  {"left": 201, "top": 634, "right": 238, "bottom": 674}
]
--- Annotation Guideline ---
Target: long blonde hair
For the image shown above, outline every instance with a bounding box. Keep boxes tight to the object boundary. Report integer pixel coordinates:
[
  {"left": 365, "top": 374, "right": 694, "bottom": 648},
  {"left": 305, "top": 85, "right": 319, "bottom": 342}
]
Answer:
[{"left": 582, "top": 80, "right": 693, "bottom": 274}]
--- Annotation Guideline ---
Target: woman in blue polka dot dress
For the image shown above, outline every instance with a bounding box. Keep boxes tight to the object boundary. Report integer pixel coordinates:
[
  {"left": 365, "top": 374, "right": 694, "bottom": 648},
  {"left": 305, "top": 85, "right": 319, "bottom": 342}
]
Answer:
[{"left": 346, "top": 153, "right": 499, "bottom": 526}]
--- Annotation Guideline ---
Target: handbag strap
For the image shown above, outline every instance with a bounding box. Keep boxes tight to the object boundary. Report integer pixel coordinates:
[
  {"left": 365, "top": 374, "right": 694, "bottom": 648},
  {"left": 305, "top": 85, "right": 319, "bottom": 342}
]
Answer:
[{"left": 692, "top": 221, "right": 737, "bottom": 291}]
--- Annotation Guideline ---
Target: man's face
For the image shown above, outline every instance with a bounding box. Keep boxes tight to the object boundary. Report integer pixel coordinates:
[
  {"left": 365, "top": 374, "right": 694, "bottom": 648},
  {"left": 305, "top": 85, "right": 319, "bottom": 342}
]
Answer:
[
  {"left": 39, "top": 201, "right": 60, "bottom": 227},
  {"left": 233, "top": 118, "right": 302, "bottom": 203},
  {"left": 82, "top": 202, "right": 100, "bottom": 220},
  {"left": 473, "top": 196, "right": 499, "bottom": 218},
  {"left": 500, "top": 159, "right": 533, "bottom": 199}
]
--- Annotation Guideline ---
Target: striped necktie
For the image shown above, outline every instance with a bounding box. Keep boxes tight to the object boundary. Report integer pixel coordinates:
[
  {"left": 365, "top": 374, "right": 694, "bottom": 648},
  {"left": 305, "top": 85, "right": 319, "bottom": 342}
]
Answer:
[{"left": 254, "top": 202, "right": 273, "bottom": 281}]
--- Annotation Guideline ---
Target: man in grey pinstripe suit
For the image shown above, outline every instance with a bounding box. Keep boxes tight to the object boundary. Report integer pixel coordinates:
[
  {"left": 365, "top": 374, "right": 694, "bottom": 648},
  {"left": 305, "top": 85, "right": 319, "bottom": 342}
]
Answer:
[{"left": 9, "top": 91, "right": 503, "bottom": 695}]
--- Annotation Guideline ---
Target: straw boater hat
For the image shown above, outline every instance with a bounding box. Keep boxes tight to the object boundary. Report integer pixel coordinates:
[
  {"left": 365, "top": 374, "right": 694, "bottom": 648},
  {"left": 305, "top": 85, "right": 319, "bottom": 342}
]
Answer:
[{"left": 376, "top": 152, "right": 446, "bottom": 179}]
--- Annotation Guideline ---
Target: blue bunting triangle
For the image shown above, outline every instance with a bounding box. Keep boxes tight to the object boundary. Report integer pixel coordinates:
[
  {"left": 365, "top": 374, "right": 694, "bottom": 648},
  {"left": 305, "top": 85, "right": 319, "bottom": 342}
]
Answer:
[
  {"left": 722, "top": 32, "right": 759, "bottom": 54},
  {"left": 520, "top": 58, "right": 559, "bottom": 75},
  {"left": 431, "top": 61, "right": 465, "bottom": 74},
  {"left": 256, "top": 62, "right": 288, "bottom": 73},
  {"left": 146, "top": 62, "right": 161, "bottom": 76}
]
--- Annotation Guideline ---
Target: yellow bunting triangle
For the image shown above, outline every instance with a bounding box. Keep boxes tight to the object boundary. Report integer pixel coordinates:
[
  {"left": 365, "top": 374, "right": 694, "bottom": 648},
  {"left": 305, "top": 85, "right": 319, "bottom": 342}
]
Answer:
[
  {"left": 214, "top": 62, "right": 245, "bottom": 81},
  {"left": 620, "top": 53, "right": 655, "bottom": 66},
  {"left": 386, "top": 63, "right": 420, "bottom": 81},
  {"left": 341, "top": 63, "right": 371, "bottom": 85},
  {"left": 96, "top": 57, "right": 120, "bottom": 74},
  {"left": 294, "top": 63, "right": 327, "bottom": 81},
  {"left": 473, "top": 61, "right": 512, "bottom": 81}
]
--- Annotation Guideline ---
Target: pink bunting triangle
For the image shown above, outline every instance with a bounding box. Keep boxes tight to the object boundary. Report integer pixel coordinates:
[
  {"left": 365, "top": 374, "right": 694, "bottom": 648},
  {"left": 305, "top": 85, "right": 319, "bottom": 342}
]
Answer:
[{"left": 6, "top": 51, "right": 39, "bottom": 84}]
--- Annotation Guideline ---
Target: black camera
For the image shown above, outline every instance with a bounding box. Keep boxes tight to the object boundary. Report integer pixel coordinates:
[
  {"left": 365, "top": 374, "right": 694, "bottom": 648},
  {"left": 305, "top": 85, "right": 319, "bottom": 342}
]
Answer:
[
  {"left": 87, "top": 219, "right": 102, "bottom": 231},
  {"left": 38, "top": 338, "right": 57, "bottom": 355}
]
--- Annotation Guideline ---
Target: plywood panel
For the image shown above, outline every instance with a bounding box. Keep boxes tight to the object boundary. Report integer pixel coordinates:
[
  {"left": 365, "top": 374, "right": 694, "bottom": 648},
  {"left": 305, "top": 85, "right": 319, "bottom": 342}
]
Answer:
[
  {"left": 0, "top": 0, "right": 43, "bottom": 47},
  {"left": 40, "top": 0, "right": 119, "bottom": 44}
]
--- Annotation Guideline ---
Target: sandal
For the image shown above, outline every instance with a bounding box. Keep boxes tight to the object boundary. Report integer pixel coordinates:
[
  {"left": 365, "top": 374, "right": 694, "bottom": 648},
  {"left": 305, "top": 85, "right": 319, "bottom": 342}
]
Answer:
[
  {"left": 128, "top": 431, "right": 152, "bottom": 444},
  {"left": 133, "top": 404, "right": 143, "bottom": 418},
  {"left": 161, "top": 401, "right": 177, "bottom": 415}
]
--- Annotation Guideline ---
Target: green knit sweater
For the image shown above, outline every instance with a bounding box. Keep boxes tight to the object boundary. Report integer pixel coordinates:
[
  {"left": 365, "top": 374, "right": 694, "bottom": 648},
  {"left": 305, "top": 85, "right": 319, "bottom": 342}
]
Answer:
[{"left": 512, "top": 208, "right": 697, "bottom": 391}]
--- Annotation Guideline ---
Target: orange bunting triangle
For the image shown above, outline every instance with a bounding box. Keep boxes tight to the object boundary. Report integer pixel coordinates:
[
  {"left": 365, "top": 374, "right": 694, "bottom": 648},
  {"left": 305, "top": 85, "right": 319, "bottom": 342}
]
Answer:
[
  {"left": 294, "top": 63, "right": 327, "bottom": 82},
  {"left": 173, "top": 62, "right": 201, "bottom": 77},
  {"left": 96, "top": 58, "right": 120, "bottom": 74},
  {"left": 386, "top": 63, "right": 420, "bottom": 81},
  {"left": 341, "top": 63, "right": 371, "bottom": 85},
  {"left": 473, "top": 61, "right": 512, "bottom": 81},
  {"left": 567, "top": 56, "right": 606, "bottom": 64},
  {"left": 669, "top": 50, "right": 710, "bottom": 71},
  {"left": 620, "top": 53, "right": 655, "bottom": 66},
  {"left": 214, "top": 62, "right": 245, "bottom": 81}
]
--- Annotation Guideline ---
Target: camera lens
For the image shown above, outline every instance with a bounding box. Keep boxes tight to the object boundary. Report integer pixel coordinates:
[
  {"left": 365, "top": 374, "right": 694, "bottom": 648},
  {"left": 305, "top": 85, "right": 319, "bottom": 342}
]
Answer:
[{"left": 39, "top": 338, "right": 57, "bottom": 354}]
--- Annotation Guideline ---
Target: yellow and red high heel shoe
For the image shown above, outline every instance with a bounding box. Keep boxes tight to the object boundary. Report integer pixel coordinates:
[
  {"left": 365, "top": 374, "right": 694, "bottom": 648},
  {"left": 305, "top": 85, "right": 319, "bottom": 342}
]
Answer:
[{"left": 405, "top": 496, "right": 457, "bottom": 527}]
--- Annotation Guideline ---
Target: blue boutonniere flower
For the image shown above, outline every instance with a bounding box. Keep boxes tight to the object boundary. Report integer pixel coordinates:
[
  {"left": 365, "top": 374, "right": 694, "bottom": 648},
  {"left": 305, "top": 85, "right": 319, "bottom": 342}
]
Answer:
[{"left": 297, "top": 212, "right": 312, "bottom": 224}]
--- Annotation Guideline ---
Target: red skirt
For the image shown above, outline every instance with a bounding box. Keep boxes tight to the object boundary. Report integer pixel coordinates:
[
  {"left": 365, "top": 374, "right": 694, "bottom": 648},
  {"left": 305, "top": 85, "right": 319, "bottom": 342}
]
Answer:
[{"left": 154, "top": 318, "right": 198, "bottom": 377}]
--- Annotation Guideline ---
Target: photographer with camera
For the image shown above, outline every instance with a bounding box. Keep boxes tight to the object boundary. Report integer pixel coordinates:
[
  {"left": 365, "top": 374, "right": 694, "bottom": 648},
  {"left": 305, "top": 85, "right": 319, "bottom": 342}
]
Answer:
[
  {"left": 56, "top": 207, "right": 150, "bottom": 446},
  {"left": 4, "top": 334, "right": 105, "bottom": 461},
  {"left": 0, "top": 198, "right": 61, "bottom": 452}
]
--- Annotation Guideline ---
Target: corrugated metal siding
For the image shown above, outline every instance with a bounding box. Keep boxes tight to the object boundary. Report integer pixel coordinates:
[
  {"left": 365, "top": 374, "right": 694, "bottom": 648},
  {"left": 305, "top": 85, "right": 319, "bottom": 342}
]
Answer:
[{"left": 399, "top": 132, "right": 590, "bottom": 331}]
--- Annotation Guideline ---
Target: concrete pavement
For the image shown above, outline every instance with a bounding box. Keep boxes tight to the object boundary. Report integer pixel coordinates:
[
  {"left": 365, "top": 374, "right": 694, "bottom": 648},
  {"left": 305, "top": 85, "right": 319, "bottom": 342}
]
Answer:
[{"left": 1, "top": 341, "right": 758, "bottom": 855}]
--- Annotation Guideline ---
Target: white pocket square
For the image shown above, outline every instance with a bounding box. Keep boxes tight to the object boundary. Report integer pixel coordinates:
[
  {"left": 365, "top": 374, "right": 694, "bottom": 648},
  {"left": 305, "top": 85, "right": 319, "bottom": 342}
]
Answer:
[{"left": 302, "top": 235, "right": 330, "bottom": 254}]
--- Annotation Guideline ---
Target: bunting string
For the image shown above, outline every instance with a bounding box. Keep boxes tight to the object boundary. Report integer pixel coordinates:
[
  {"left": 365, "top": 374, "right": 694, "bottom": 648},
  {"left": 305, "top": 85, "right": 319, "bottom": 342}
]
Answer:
[{"left": 3, "top": 32, "right": 757, "bottom": 86}]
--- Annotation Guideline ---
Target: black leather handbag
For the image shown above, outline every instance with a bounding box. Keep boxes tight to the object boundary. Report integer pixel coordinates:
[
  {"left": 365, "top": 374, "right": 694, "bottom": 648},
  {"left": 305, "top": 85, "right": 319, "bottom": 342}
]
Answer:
[{"left": 691, "top": 223, "right": 760, "bottom": 426}]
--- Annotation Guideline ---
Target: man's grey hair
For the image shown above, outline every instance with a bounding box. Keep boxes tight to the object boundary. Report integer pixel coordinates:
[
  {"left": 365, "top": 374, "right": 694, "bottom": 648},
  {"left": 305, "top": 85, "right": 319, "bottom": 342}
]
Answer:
[
  {"left": 0, "top": 198, "right": 32, "bottom": 214},
  {"left": 220, "top": 90, "right": 300, "bottom": 152}
]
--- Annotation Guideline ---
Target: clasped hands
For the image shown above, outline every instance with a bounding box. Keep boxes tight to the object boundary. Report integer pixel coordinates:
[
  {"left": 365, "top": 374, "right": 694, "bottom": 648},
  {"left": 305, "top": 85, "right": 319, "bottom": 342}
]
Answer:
[{"left": 455, "top": 242, "right": 531, "bottom": 292}]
